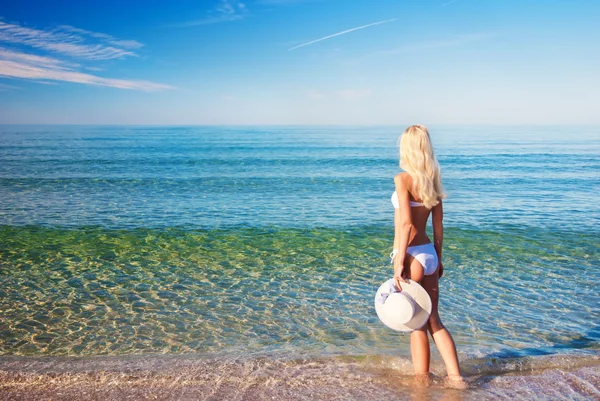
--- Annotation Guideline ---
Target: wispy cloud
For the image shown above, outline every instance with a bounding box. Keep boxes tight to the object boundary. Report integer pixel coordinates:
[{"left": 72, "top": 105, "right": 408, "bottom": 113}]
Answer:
[
  {"left": 288, "top": 18, "right": 396, "bottom": 51},
  {"left": 171, "top": 0, "right": 248, "bottom": 27},
  {"left": 0, "top": 59, "right": 173, "bottom": 91},
  {"left": 0, "top": 21, "right": 140, "bottom": 60},
  {"left": 57, "top": 25, "right": 144, "bottom": 49},
  {"left": 0, "top": 47, "right": 74, "bottom": 69},
  {"left": 441, "top": 0, "right": 459, "bottom": 6},
  {"left": 372, "top": 33, "right": 494, "bottom": 56},
  {"left": 0, "top": 20, "right": 172, "bottom": 91}
]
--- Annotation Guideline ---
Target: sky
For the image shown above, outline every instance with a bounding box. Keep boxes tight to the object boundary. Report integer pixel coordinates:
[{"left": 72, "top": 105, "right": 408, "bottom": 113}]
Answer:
[{"left": 0, "top": 0, "right": 599, "bottom": 125}]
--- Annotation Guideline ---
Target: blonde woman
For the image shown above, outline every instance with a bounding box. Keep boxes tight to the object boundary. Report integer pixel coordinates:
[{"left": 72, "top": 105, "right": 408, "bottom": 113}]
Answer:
[{"left": 391, "top": 125, "right": 467, "bottom": 388}]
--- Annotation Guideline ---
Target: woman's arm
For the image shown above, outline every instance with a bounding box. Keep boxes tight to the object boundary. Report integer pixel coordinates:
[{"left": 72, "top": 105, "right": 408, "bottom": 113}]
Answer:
[
  {"left": 432, "top": 199, "right": 444, "bottom": 277},
  {"left": 393, "top": 174, "right": 412, "bottom": 287}
]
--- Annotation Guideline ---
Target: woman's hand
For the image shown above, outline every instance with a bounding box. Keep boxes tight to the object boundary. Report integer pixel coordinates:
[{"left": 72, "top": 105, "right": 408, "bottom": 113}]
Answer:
[
  {"left": 393, "top": 254, "right": 407, "bottom": 290},
  {"left": 438, "top": 260, "right": 444, "bottom": 278}
]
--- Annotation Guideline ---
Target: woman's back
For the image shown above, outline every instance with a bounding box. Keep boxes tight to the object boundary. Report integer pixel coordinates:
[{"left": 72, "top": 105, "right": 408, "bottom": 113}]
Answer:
[{"left": 392, "top": 172, "right": 437, "bottom": 247}]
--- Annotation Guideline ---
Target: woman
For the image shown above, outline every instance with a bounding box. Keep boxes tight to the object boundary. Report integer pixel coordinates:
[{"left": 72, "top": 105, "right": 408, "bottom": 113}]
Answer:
[{"left": 390, "top": 125, "right": 466, "bottom": 388}]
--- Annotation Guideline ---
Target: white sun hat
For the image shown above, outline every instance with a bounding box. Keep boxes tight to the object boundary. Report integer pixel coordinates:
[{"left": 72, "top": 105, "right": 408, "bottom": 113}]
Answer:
[{"left": 374, "top": 278, "right": 432, "bottom": 332}]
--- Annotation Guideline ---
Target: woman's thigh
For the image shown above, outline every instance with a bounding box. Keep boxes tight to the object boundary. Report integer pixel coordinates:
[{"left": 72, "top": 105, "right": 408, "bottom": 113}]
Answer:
[
  {"left": 421, "top": 273, "right": 445, "bottom": 333},
  {"left": 421, "top": 273, "right": 439, "bottom": 309}
]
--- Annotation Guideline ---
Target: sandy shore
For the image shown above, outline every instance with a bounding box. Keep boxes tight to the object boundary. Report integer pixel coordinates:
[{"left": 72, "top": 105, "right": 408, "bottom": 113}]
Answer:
[{"left": 1, "top": 355, "right": 599, "bottom": 400}]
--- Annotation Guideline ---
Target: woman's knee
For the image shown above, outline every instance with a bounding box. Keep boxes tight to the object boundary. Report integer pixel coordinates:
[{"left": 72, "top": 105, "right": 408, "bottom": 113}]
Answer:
[{"left": 427, "top": 313, "right": 445, "bottom": 334}]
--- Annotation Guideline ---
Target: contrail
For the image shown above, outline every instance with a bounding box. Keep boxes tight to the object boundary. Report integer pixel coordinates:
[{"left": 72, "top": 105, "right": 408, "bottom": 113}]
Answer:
[{"left": 288, "top": 18, "right": 396, "bottom": 51}]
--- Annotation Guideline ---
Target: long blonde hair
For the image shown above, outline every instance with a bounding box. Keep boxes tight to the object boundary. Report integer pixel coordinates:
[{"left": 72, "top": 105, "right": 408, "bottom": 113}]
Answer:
[{"left": 399, "top": 125, "right": 446, "bottom": 208}]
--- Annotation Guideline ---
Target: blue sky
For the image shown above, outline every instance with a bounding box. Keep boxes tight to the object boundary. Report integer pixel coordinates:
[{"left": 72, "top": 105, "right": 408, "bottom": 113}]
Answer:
[{"left": 0, "top": 0, "right": 598, "bottom": 124}]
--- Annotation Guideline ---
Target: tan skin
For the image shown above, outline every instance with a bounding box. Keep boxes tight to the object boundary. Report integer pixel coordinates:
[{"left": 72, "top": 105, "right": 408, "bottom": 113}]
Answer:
[{"left": 393, "top": 172, "right": 466, "bottom": 387}]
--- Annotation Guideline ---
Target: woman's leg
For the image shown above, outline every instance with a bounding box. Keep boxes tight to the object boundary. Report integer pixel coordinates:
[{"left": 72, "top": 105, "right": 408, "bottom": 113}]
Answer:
[
  {"left": 407, "top": 256, "right": 429, "bottom": 375},
  {"left": 420, "top": 272, "right": 464, "bottom": 384},
  {"left": 410, "top": 327, "right": 430, "bottom": 375}
]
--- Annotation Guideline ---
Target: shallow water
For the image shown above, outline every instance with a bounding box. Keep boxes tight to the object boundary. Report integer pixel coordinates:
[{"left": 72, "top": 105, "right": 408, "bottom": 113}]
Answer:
[
  {"left": 1, "top": 225, "right": 598, "bottom": 361},
  {"left": 0, "top": 125, "right": 599, "bottom": 398}
]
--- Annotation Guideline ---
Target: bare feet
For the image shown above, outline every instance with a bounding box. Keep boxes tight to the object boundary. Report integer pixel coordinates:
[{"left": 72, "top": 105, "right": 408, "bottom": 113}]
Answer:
[
  {"left": 413, "top": 372, "right": 432, "bottom": 387},
  {"left": 444, "top": 374, "right": 468, "bottom": 390}
]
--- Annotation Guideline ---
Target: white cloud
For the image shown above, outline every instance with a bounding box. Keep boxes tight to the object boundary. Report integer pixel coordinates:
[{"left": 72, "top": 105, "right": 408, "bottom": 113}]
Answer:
[
  {"left": 171, "top": 0, "right": 248, "bottom": 27},
  {"left": 33, "top": 81, "right": 58, "bottom": 85},
  {"left": 0, "top": 47, "right": 74, "bottom": 69},
  {"left": 0, "top": 20, "right": 171, "bottom": 91},
  {"left": 57, "top": 25, "right": 144, "bottom": 49},
  {"left": 109, "top": 39, "right": 144, "bottom": 49},
  {"left": 0, "top": 21, "right": 140, "bottom": 60},
  {"left": 0, "top": 57, "right": 173, "bottom": 91}
]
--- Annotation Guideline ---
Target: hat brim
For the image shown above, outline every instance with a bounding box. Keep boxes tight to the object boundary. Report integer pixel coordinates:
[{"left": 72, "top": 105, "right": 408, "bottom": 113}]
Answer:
[{"left": 375, "top": 278, "right": 432, "bottom": 332}]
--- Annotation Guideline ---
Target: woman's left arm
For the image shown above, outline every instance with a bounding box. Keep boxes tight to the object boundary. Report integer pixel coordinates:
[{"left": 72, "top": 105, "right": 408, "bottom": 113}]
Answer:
[{"left": 393, "top": 174, "right": 412, "bottom": 288}]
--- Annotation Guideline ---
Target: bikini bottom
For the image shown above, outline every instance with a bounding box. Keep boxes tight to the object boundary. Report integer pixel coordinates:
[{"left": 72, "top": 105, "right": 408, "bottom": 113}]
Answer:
[
  {"left": 406, "top": 243, "right": 439, "bottom": 276},
  {"left": 390, "top": 243, "right": 439, "bottom": 276}
]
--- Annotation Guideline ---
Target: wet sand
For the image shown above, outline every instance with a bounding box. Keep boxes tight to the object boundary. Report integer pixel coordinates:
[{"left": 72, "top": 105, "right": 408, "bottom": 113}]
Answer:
[{"left": 1, "top": 355, "right": 599, "bottom": 400}]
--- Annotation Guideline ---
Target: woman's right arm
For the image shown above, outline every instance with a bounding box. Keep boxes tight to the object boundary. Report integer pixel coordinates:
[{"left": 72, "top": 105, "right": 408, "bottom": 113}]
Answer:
[
  {"left": 432, "top": 199, "right": 444, "bottom": 277},
  {"left": 393, "top": 174, "right": 413, "bottom": 288}
]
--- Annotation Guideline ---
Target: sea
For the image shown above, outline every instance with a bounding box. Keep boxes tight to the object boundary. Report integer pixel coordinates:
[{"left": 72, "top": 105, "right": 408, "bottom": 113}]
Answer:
[{"left": 0, "top": 125, "right": 598, "bottom": 400}]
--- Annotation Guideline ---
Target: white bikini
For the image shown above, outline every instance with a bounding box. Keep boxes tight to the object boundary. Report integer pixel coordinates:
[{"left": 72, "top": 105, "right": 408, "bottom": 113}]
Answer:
[{"left": 390, "top": 191, "right": 439, "bottom": 276}]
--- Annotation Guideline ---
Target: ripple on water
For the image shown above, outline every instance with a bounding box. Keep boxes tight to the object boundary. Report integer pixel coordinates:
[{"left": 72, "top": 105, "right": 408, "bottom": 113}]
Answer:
[{"left": 0, "top": 225, "right": 598, "bottom": 359}]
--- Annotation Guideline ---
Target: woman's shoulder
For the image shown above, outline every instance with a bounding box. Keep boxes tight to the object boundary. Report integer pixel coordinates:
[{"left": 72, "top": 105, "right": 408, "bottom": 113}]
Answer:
[
  {"left": 394, "top": 173, "right": 420, "bottom": 201},
  {"left": 394, "top": 172, "right": 412, "bottom": 186}
]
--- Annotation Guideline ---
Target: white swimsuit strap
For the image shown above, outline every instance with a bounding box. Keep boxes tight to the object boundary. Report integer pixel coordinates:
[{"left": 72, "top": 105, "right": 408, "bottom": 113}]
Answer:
[{"left": 392, "top": 191, "right": 424, "bottom": 208}]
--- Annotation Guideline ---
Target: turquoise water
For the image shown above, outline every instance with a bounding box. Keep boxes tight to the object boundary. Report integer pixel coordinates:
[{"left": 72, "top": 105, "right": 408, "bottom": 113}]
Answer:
[{"left": 0, "top": 125, "right": 599, "bottom": 397}]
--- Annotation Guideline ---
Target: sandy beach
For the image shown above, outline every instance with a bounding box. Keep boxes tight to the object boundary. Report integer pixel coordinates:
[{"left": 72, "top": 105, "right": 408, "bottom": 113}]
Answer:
[{"left": 1, "top": 354, "right": 600, "bottom": 400}]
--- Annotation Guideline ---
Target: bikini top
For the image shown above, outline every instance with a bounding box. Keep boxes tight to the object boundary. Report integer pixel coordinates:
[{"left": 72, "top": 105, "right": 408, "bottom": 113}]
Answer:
[{"left": 391, "top": 191, "right": 425, "bottom": 209}]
